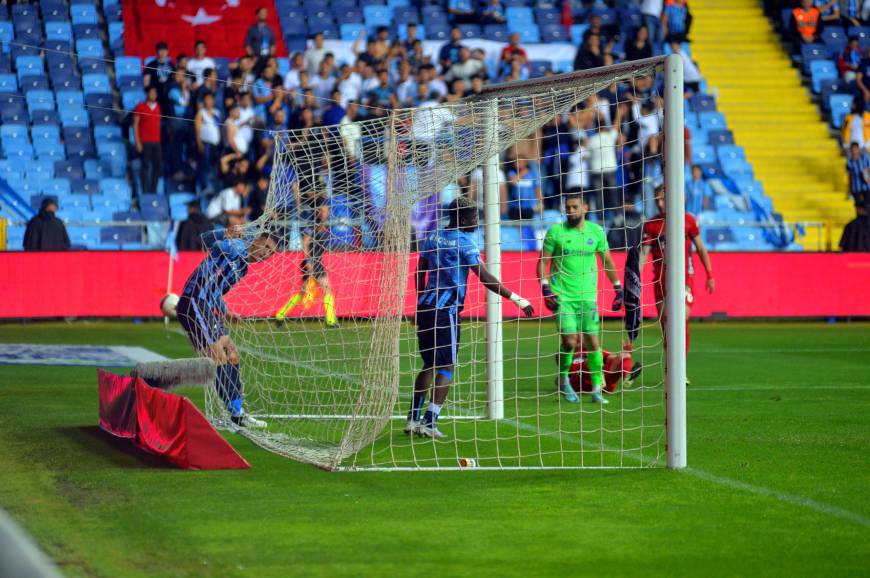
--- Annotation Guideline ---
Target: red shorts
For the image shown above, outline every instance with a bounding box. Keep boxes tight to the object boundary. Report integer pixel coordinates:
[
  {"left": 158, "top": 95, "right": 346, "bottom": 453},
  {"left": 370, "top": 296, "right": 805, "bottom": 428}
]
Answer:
[
  {"left": 569, "top": 353, "right": 632, "bottom": 394},
  {"left": 653, "top": 275, "right": 695, "bottom": 310}
]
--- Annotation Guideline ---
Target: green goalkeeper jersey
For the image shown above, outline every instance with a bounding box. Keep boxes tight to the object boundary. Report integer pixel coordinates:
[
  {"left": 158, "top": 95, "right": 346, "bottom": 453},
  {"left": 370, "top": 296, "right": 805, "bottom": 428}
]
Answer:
[{"left": 542, "top": 221, "right": 609, "bottom": 302}]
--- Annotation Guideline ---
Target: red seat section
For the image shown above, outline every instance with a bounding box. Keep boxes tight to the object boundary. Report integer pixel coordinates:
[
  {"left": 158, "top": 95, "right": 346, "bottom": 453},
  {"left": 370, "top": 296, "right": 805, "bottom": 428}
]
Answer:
[{"left": 122, "top": 0, "right": 287, "bottom": 59}]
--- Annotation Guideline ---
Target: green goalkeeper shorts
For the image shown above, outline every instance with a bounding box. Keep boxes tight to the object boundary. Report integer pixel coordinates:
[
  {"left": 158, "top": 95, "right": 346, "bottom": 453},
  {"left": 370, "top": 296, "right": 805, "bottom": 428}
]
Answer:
[{"left": 557, "top": 300, "right": 600, "bottom": 336}]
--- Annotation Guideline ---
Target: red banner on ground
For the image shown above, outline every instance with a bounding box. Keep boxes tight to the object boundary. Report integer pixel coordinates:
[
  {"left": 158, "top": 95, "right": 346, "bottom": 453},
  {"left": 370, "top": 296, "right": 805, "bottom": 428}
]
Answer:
[
  {"left": 122, "top": 0, "right": 288, "bottom": 59},
  {"left": 97, "top": 370, "right": 250, "bottom": 470}
]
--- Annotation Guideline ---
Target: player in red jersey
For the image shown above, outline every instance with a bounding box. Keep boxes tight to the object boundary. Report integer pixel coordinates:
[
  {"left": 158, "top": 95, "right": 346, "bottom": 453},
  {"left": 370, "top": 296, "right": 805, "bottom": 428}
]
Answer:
[
  {"left": 568, "top": 342, "right": 642, "bottom": 394},
  {"left": 641, "top": 185, "right": 714, "bottom": 355}
]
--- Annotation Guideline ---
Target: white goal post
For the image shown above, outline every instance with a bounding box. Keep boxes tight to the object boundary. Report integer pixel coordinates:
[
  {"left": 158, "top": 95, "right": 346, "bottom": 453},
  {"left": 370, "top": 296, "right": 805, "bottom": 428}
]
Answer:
[{"left": 190, "top": 55, "right": 686, "bottom": 471}]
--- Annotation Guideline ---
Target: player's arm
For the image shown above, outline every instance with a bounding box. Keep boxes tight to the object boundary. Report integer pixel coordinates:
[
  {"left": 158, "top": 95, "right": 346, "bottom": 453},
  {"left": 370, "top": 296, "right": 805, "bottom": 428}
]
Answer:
[
  {"left": 601, "top": 248, "right": 624, "bottom": 311},
  {"left": 470, "top": 263, "right": 534, "bottom": 316},
  {"left": 691, "top": 235, "right": 715, "bottom": 294},
  {"left": 537, "top": 249, "right": 559, "bottom": 311}
]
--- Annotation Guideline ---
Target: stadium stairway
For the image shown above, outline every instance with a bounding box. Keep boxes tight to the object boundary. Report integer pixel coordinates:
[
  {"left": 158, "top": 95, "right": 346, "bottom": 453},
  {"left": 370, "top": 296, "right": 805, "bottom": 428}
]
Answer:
[{"left": 689, "top": 0, "right": 853, "bottom": 249}]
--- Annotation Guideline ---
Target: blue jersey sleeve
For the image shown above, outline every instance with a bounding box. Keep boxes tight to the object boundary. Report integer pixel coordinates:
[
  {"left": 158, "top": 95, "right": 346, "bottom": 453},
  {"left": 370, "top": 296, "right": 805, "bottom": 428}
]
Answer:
[
  {"left": 459, "top": 235, "right": 481, "bottom": 267},
  {"left": 201, "top": 229, "right": 227, "bottom": 250}
]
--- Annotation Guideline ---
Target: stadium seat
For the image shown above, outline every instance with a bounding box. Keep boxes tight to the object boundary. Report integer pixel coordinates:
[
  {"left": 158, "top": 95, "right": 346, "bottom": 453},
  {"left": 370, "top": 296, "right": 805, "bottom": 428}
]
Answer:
[
  {"left": 708, "top": 129, "right": 735, "bottom": 146},
  {"left": 528, "top": 59, "right": 551, "bottom": 78},
  {"left": 79, "top": 57, "right": 109, "bottom": 74},
  {"left": 800, "top": 43, "right": 827, "bottom": 73},
  {"left": 507, "top": 22, "right": 540, "bottom": 43},
  {"left": 15, "top": 55, "right": 43, "bottom": 80},
  {"left": 99, "top": 178, "right": 131, "bottom": 200},
  {"left": 717, "top": 145, "right": 745, "bottom": 164},
  {"left": 689, "top": 93, "right": 716, "bottom": 112},
  {"left": 829, "top": 93, "right": 854, "bottom": 128},
  {"left": 0, "top": 72, "right": 15, "bottom": 91},
  {"left": 71, "top": 178, "right": 100, "bottom": 195},
  {"left": 363, "top": 5, "right": 391, "bottom": 27},
  {"left": 76, "top": 39, "right": 104, "bottom": 59},
  {"left": 26, "top": 89, "right": 55, "bottom": 112},
  {"left": 94, "top": 125, "right": 122, "bottom": 143},
  {"left": 505, "top": 6, "right": 534, "bottom": 24},
  {"left": 692, "top": 144, "right": 716, "bottom": 165},
  {"left": 56, "top": 90, "right": 85, "bottom": 109},
  {"left": 70, "top": 4, "right": 99, "bottom": 25},
  {"left": 698, "top": 111, "right": 727, "bottom": 130},
  {"left": 41, "top": 1, "right": 69, "bottom": 22},
  {"left": 59, "top": 107, "right": 90, "bottom": 128},
  {"left": 819, "top": 78, "right": 846, "bottom": 111},
  {"left": 335, "top": 8, "right": 364, "bottom": 25},
  {"left": 394, "top": 7, "right": 420, "bottom": 24},
  {"left": 570, "top": 24, "right": 589, "bottom": 45},
  {"left": 483, "top": 25, "right": 510, "bottom": 42},
  {"left": 809, "top": 60, "right": 837, "bottom": 93},
  {"left": 55, "top": 160, "right": 85, "bottom": 180},
  {"left": 20, "top": 76, "right": 51, "bottom": 93},
  {"left": 114, "top": 56, "right": 142, "bottom": 79},
  {"left": 139, "top": 194, "right": 170, "bottom": 221},
  {"left": 74, "top": 23, "right": 101, "bottom": 41},
  {"left": 340, "top": 23, "right": 366, "bottom": 41},
  {"left": 398, "top": 23, "right": 425, "bottom": 41},
  {"left": 43, "top": 179, "right": 71, "bottom": 196},
  {"left": 45, "top": 21, "right": 72, "bottom": 42},
  {"left": 82, "top": 73, "right": 111, "bottom": 94},
  {"left": 821, "top": 27, "right": 847, "bottom": 56},
  {"left": 427, "top": 24, "right": 451, "bottom": 41},
  {"left": 540, "top": 24, "right": 568, "bottom": 43},
  {"left": 457, "top": 24, "right": 482, "bottom": 39},
  {"left": 720, "top": 157, "right": 753, "bottom": 178}
]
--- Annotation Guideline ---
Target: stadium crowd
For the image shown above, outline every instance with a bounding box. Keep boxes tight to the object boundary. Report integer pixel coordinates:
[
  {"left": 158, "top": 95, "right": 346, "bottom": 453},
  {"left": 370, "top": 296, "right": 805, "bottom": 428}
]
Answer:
[{"left": 122, "top": 1, "right": 697, "bottom": 244}]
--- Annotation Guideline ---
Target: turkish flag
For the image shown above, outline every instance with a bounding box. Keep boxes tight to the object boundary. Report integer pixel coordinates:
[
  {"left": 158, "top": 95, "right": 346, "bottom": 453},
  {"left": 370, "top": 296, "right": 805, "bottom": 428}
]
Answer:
[{"left": 123, "top": 0, "right": 288, "bottom": 60}]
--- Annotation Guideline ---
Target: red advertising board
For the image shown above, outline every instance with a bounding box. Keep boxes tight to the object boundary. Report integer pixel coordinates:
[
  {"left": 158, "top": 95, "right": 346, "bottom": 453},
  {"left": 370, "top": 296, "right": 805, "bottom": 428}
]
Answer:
[{"left": 3, "top": 251, "right": 869, "bottom": 318}]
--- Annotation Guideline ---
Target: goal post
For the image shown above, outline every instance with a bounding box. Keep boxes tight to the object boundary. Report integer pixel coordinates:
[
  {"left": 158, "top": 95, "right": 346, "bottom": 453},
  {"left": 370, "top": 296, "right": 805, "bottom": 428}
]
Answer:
[{"left": 195, "top": 56, "right": 686, "bottom": 471}]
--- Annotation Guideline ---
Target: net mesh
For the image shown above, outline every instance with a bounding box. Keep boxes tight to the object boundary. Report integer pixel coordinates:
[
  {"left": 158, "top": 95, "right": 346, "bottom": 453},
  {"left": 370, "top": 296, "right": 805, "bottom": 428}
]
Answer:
[{"left": 190, "top": 58, "right": 671, "bottom": 470}]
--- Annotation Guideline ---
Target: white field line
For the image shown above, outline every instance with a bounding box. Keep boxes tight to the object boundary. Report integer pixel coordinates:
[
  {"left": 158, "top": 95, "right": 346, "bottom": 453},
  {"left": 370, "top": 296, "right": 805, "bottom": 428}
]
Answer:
[
  {"left": 692, "top": 348, "right": 870, "bottom": 354},
  {"left": 176, "top": 329, "right": 870, "bottom": 526}
]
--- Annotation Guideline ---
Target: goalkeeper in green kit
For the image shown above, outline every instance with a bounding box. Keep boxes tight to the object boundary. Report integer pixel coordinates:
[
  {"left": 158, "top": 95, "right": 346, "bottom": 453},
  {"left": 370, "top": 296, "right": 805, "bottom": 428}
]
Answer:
[{"left": 537, "top": 194, "right": 623, "bottom": 404}]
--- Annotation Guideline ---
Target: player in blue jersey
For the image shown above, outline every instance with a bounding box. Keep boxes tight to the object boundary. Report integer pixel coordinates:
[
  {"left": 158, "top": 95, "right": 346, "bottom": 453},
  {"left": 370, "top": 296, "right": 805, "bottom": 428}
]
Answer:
[
  {"left": 407, "top": 197, "right": 534, "bottom": 439},
  {"left": 176, "top": 227, "right": 278, "bottom": 428}
]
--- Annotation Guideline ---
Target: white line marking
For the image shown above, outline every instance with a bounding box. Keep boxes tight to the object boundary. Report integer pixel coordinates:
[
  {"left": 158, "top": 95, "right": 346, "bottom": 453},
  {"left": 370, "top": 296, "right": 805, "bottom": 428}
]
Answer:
[
  {"left": 692, "top": 348, "right": 870, "bottom": 354},
  {"left": 109, "top": 346, "right": 168, "bottom": 363},
  {"left": 688, "top": 384, "right": 870, "bottom": 392},
  {"left": 182, "top": 329, "right": 870, "bottom": 526}
]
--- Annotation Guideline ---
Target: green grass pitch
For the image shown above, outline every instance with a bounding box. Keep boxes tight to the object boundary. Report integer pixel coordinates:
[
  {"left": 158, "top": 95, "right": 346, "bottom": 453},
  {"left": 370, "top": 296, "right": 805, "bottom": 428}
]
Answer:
[{"left": 0, "top": 321, "right": 868, "bottom": 577}]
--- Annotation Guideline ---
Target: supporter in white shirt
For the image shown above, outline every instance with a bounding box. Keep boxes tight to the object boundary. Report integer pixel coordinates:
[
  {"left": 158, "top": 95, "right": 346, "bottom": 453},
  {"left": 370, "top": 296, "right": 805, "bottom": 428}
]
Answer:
[
  {"left": 282, "top": 52, "right": 305, "bottom": 91},
  {"left": 186, "top": 41, "right": 217, "bottom": 85},
  {"left": 310, "top": 62, "right": 337, "bottom": 104},
  {"left": 564, "top": 138, "right": 590, "bottom": 193},
  {"left": 206, "top": 181, "right": 250, "bottom": 226},
  {"left": 304, "top": 32, "right": 328, "bottom": 76},
  {"left": 585, "top": 117, "right": 623, "bottom": 217}
]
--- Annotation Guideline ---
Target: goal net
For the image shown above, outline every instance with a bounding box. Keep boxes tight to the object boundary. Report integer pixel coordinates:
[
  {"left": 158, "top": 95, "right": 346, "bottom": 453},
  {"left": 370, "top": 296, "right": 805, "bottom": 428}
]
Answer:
[{"left": 199, "top": 55, "right": 686, "bottom": 470}]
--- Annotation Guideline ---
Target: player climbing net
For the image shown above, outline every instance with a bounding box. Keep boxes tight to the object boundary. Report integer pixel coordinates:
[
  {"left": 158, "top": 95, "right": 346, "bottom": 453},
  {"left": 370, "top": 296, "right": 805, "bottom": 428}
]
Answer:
[{"left": 202, "top": 55, "right": 687, "bottom": 470}]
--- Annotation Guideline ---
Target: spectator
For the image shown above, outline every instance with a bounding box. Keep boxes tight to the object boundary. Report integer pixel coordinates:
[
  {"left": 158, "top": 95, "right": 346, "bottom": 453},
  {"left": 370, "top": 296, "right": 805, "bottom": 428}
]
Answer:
[
  {"left": 626, "top": 25, "right": 653, "bottom": 61},
  {"left": 206, "top": 180, "right": 251, "bottom": 227},
  {"left": 583, "top": 14, "right": 613, "bottom": 48},
  {"left": 133, "top": 86, "right": 163, "bottom": 194},
  {"left": 439, "top": 28, "right": 465, "bottom": 73},
  {"left": 445, "top": 46, "right": 485, "bottom": 90},
  {"left": 669, "top": 41, "right": 703, "bottom": 93},
  {"left": 283, "top": 52, "right": 305, "bottom": 92},
  {"left": 471, "top": 48, "right": 491, "bottom": 79},
  {"left": 839, "top": 205, "right": 870, "bottom": 251},
  {"left": 23, "top": 197, "right": 70, "bottom": 251},
  {"left": 310, "top": 60, "right": 337, "bottom": 104},
  {"left": 187, "top": 40, "right": 216, "bottom": 86},
  {"left": 468, "top": 74, "right": 485, "bottom": 97},
  {"left": 176, "top": 201, "right": 214, "bottom": 251},
  {"left": 482, "top": 0, "right": 507, "bottom": 25},
  {"left": 855, "top": 46, "right": 870, "bottom": 107},
  {"left": 403, "top": 23, "right": 422, "bottom": 53},
  {"left": 448, "top": 0, "right": 476, "bottom": 24},
  {"left": 252, "top": 65, "right": 277, "bottom": 119},
  {"left": 563, "top": 133, "right": 590, "bottom": 196},
  {"left": 792, "top": 0, "right": 821, "bottom": 45},
  {"left": 166, "top": 68, "right": 192, "bottom": 179},
  {"left": 506, "top": 158, "right": 543, "bottom": 220},
  {"left": 408, "top": 39, "right": 430, "bottom": 71},
  {"left": 305, "top": 32, "right": 328, "bottom": 76},
  {"left": 225, "top": 105, "right": 252, "bottom": 158},
  {"left": 641, "top": 0, "right": 665, "bottom": 55},
  {"left": 686, "top": 164, "right": 712, "bottom": 214},
  {"left": 606, "top": 203, "right": 643, "bottom": 251},
  {"left": 248, "top": 175, "right": 270, "bottom": 222},
  {"left": 846, "top": 141, "right": 870, "bottom": 207},
  {"left": 396, "top": 60, "right": 417, "bottom": 105},
  {"left": 586, "top": 114, "right": 623, "bottom": 219},
  {"left": 839, "top": 0, "right": 862, "bottom": 28},
  {"left": 235, "top": 55, "right": 257, "bottom": 94},
  {"left": 245, "top": 6, "right": 277, "bottom": 67},
  {"left": 841, "top": 101, "right": 870, "bottom": 151},
  {"left": 422, "top": 64, "right": 449, "bottom": 99},
  {"left": 574, "top": 33, "right": 606, "bottom": 71},
  {"left": 144, "top": 42, "right": 174, "bottom": 108},
  {"left": 194, "top": 68, "right": 221, "bottom": 105},
  {"left": 322, "top": 90, "right": 347, "bottom": 126},
  {"left": 662, "top": 0, "right": 692, "bottom": 44},
  {"left": 194, "top": 92, "right": 222, "bottom": 193},
  {"left": 838, "top": 36, "right": 862, "bottom": 83},
  {"left": 500, "top": 32, "right": 528, "bottom": 72},
  {"left": 816, "top": 0, "right": 841, "bottom": 24}
]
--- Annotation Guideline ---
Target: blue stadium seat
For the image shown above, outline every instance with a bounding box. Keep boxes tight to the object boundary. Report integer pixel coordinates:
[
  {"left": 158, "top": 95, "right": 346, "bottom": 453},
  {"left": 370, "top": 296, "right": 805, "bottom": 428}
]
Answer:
[
  {"left": 66, "top": 139, "right": 95, "bottom": 160},
  {"left": 43, "top": 179, "right": 71, "bottom": 196},
  {"left": 79, "top": 57, "right": 108, "bottom": 74},
  {"left": 59, "top": 107, "right": 90, "bottom": 128},
  {"left": 70, "top": 4, "right": 98, "bottom": 25},
  {"left": 41, "top": 1, "right": 69, "bottom": 22},
  {"left": 716, "top": 145, "right": 745, "bottom": 163},
  {"left": 535, "top": 7, "right": 561, "bottom": 24},
  {"left": 71, "top": 178, "right": 100, "bottom": 195},
  {"left": 809, "top": 59, "right": 837, "bottom": 93},
  {"left": 483, "top": 25, "right": 510, "bottom": 42},
  {"left": 35, "top": 141, "right": 66, "bottom": 160},
  {"left": 76, "top": 39, "right": 104, "bottom": 59},
  {"left": 509, "top": 22, "right": 540, "bottom": 43},
  {"left": 67, "top": 226, "right": 102, "bottom": 249},
  {"left": 15, "top": 55, "right": 43, "bottom": 80},
  {"left": 45, "top": 21, "right": 72, "bottom": 42},
  {"left": 692, "top": 144, "right": 716, "bottom": 165},
  {"left": 0, "top": 72, "right": 15, "bottom": 91},
  {"left": 55, "top": 160, "right": 85, "bottom": 180},
  {"left": 427, "top": 23, "right": 451, "bottom": 41},
  {"left": 121, "top": 90, "right": 140, "bottom": 112},
  {"left": 0, "top": 22, "right": 12, "bottom": 54},
  {"left": 698, "top": 111, "right": 726, "bottom": 130},
  {"left": 26, "top": 89, "right": 54, "bottom": 112},
  {"left": 528, "top": 59, "right": 550, "bottom": 78},
  {"left": 821, "top": 27, "right": 847, "bottom": 56},
  {"left": 708, "top": 129, "right": 735, "bottom": 146},
  {"left": 505, "top": 6, "right": 534, "bottom": 24},
  {"left": 720, "top": 157, "right": 753, "bottom": 178},
  {"left": 32, "top": 125, "right": 60, "bottom": 143},
  {"left": 540, "top": 24, "right": 568, "bottom": 43},
  {"left": 84, "top": 159, "right": 110, "bottom": 180},
  {"left": 94, "top": 125, "right": 122, "bottom": 143},
  {"left": 56, "top": 90, "right": 85, "bottom": 109},
  {"left": 830, "top": 93, "right": 854, "bottom": 128},
  {"left": 73, "top": 23, "right": 101, "bottom": 40},
  {"left": 363, "top": 5, "right": 391, "bottom": 27},
  {"left": 340, "top": 23, "right": 366, "bottom": 41},
  {"left": 82, "top": 73, "right": 111, "bottom": 94},
  {"left": 394, "top": 7, "right": 419, "bottom": 24},
  {"left": 114, "top": 56, "right": 141, "bottom": 79},
  {"left": 847, "top": 26, "right": 870, "bottom": 45},
  {"left": 570, "top": 24, "right": 589, "bottom": 45},
  {"left": 335, "top": 8, "right": 364, "bottom": 25},
  {"left": 689, "top": 93, "right": 716, "bottom": 112},
  {"left": 99, "top": 178, "right": 131, "bottom": 199},
  {"left": 139, "top": 194, "right": 170, "bottom": 220},
  {"left": 421, "top": 5, "right": 448, "bottom": 23},
  {"left": 457, "top": 24, "right": 482, "bottom": 39},
  {"left": 819, "top": 78, "right": 845, "bottom": 111},
  {"left": 117, "top": 75, "right": 143, "bottom": 92},
  {"left": 108, "top": 22, "right": 124, "bottom": 45},
  {"left": 800, "top": 43, "right": 827, "bottom": 72},
  {"left": 0, "top": 123, "right": 27, "bottom": 142},
  {"left": 20, "top": 75, "right": 50, "bottom": 93}
]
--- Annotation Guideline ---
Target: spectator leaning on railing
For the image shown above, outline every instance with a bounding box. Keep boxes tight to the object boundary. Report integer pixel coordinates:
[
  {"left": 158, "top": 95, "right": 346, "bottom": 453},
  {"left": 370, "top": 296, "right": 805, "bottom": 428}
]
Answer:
[{"left": 23, "top": 198, "right": 70, "bottom": 252}]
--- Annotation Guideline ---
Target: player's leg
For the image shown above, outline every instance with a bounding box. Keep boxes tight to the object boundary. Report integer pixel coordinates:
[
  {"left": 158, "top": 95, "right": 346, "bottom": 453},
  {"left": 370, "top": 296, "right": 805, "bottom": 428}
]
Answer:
[
  {"left": 316, "top": 274, "right": 338, "bottom": 328},
  {"left": 579, "top": 302, "right": 608, "bottom": 404},
  {"left": 275, "top": 276, "right": 308, "bottom": 320},
  {"left": 418, "top": 309, "right": 458, "bottom": 439},
  {"left": 556, "top": 301, "right": 580, "bottom": 403},
  {"left": 218, "top": 334, "right": 267, "bottom": 428},
  {"left": 407, "top": 307, "right": 435, "bottom": 432}
]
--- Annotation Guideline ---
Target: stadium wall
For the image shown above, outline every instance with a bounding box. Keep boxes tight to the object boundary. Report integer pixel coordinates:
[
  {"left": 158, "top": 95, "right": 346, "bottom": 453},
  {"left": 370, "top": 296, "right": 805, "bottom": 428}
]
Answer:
[{"left": 2, "top": 252, "right": 869, "bottom": 319}]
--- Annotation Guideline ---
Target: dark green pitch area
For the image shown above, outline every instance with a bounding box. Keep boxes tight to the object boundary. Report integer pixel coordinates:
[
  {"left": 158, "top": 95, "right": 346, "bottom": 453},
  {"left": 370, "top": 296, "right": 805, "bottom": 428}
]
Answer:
[{"left": 0, "top": 322, "right": 867, "bottom": 577}]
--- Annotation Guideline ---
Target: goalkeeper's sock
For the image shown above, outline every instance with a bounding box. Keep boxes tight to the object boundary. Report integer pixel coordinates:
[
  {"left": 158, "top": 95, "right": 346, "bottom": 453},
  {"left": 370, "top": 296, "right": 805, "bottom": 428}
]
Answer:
[
  {"left": 323, "top": 292, "right": 337, "bottom": 326},
  {"left": 216, "top": 364, "right": 244, "bottom": 414},
  {"left": 422, "top": 402, "right": 442, "bottom": 425},
  {"left": 276, "top": 293, "right": 304, "bottom": 320},
  {"left": 559, "top": 344, "right": 574, "bottom": 383},
  {"left": 410, "top": 394, "right": 426, "bottom": 422},
  {"left": 587, "top": 350, "right": 604, "bottom": 390}
]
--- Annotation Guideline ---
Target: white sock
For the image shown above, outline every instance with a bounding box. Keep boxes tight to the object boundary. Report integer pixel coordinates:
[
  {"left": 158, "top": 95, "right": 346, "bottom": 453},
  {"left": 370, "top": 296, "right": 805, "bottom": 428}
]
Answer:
[
  {"left": 560, "top": 376, "right": 570, "bottom": 387},
  {"left": 428, "top": 402, "right": 442, "bottom": 417}
]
